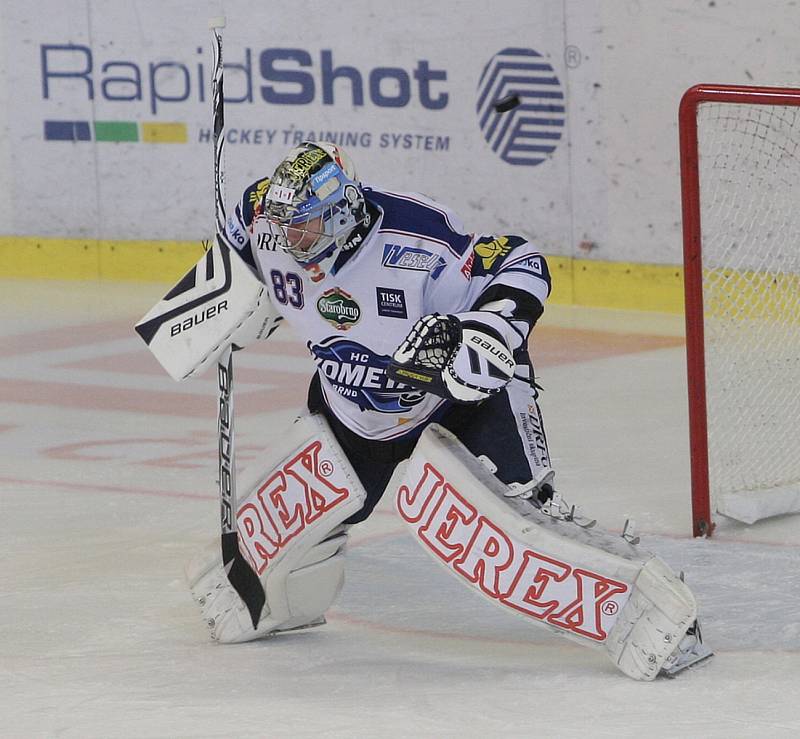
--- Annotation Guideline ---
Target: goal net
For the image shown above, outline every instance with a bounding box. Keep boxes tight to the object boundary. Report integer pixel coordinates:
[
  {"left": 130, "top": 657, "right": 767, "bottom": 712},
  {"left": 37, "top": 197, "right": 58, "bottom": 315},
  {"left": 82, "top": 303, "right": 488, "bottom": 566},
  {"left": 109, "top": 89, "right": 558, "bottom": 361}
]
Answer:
[{"left": 679, "top": 84, "right": 800, "bottom": 535}]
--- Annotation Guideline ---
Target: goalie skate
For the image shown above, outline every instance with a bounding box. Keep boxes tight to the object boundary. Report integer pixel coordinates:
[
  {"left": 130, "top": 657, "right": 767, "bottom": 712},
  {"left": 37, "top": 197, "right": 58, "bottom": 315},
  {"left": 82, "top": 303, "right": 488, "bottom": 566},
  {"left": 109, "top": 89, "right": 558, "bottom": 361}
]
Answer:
[
  {"left": 659, "top": 619, "right": 714, "bottom": 678},
  {"left": 504, "top": 469, "right": 597, "bottom": 529}
]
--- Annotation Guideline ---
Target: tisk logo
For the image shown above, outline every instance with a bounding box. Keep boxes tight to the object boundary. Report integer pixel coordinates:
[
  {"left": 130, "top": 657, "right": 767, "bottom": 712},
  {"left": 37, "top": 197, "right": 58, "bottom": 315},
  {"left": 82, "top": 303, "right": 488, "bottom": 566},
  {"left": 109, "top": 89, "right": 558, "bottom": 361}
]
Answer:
[
  {"left": 317, "top": 287, "right": 361, "bottom": 330},
  {"left": 476, "top": 48, "right": 565, "bottom": 166}
]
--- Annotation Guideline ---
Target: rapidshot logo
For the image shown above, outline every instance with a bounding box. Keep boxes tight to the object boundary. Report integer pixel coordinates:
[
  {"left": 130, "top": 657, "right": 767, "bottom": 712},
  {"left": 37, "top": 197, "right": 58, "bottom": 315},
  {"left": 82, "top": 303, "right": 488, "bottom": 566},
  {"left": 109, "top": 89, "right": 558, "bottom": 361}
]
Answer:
[
  {"left": 476, "top": 48, "right": 566, "bottom": 166},
  {"left": 39, "top": 43, "right": 449, "bottom": 144},
  {"left": 38, "top": 40, "right": 563, "bottom": 165}
]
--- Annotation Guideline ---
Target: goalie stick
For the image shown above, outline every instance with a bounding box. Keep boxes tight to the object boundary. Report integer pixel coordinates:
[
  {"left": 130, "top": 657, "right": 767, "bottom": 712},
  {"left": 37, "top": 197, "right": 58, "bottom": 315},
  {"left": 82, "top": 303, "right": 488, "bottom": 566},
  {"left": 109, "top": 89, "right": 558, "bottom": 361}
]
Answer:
[{"left": 209, "top": 18, "right": 265, "bottom": 628}]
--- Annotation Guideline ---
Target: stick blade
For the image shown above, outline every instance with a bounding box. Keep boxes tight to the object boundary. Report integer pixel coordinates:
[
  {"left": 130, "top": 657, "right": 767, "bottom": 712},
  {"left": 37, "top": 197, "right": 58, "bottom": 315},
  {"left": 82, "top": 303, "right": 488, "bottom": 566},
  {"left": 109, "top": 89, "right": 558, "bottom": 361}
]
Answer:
[{"left": 221, "top": 532, "right": 266, "bottom": 629}]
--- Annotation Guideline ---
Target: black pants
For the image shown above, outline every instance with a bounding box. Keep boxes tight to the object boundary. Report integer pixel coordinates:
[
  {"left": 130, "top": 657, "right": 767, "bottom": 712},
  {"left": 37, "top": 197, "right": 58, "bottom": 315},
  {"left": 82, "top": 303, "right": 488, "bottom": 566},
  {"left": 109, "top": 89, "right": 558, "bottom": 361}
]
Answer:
[{"left": 306, "top": 372, "right": 549, "bottom": 524}]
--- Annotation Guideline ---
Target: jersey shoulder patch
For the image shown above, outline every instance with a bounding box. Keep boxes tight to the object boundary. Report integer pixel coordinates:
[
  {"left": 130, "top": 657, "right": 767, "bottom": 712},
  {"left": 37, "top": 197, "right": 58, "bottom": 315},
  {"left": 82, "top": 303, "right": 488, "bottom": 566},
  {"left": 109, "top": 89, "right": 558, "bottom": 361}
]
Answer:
[
  {"left": 469, "top": 234, "right": 527, "bottom": 277},
  {"left": 240, "top": 177, "right": 272, "bottom": 227},
  {"left": 222, "top": 177, "right": 271, "bottom": 269}
]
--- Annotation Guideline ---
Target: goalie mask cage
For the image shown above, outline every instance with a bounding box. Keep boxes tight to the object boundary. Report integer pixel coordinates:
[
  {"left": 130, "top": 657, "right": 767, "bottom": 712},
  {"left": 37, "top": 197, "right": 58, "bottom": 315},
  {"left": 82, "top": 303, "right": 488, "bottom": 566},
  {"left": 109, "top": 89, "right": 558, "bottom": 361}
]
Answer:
[{"left": 679, "top": 83, "right": 800, "bottom": 537}]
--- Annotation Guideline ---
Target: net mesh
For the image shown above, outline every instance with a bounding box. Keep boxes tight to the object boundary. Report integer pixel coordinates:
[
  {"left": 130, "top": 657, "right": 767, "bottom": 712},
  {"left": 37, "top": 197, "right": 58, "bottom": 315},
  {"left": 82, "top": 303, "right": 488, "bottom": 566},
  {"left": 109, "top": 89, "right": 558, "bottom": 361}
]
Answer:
[{"left": 697, "top": 102, "right": 800, "bottom": 504}]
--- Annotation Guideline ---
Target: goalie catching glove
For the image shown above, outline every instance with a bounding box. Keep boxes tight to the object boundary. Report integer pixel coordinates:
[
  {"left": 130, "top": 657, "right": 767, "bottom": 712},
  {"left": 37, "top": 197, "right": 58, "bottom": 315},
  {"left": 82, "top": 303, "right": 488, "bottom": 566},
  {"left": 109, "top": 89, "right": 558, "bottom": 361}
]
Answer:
[{"left": 389, "top": 311, "right": 517, "bottom": 403}]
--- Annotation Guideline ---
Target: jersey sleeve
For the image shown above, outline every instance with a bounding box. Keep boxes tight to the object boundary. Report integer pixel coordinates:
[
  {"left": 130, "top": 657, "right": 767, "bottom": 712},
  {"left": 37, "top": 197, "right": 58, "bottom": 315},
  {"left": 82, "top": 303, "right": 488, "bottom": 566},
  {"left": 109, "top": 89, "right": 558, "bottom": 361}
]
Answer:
[
  {"left": 423, "top": 232, "right": 552, "bottom": 344},
  {"left": 220, "top": 177, "right": 271, "bottom": 275}
]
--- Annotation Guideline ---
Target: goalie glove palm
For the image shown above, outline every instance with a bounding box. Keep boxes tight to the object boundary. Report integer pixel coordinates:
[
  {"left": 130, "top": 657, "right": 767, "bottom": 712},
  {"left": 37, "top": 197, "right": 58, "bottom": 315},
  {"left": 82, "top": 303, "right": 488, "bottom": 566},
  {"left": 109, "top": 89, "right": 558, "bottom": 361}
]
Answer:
[{"left": 389, "top": 312, "right": 516, "bottom": 403}]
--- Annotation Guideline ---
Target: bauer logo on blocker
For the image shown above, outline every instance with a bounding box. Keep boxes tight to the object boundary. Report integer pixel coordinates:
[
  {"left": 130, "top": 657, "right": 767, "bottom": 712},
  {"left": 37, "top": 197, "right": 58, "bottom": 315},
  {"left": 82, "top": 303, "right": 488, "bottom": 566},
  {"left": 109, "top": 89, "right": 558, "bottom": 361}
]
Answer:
[{"left": 476, "top": 48, "right": 566, "bottom": 166}]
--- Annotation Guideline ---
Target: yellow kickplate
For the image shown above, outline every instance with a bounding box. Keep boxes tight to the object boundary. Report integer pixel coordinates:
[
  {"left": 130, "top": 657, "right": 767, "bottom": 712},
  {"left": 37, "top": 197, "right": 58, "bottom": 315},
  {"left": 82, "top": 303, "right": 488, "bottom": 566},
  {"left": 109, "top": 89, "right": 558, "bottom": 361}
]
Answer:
[{"left": 0, "top": 235, "right": 686, "bottom": 313}]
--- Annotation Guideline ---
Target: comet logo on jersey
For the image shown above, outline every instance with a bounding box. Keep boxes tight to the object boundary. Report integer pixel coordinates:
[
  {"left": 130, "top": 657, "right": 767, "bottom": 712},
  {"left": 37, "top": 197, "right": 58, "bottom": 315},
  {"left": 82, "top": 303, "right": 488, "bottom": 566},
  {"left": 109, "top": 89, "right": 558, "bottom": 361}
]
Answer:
[
  {"left": 248, "top": 178, "right": 271, "bottom": 207},
  {"left": 310, "top": 338, "right": 426, "bottom": 413}
]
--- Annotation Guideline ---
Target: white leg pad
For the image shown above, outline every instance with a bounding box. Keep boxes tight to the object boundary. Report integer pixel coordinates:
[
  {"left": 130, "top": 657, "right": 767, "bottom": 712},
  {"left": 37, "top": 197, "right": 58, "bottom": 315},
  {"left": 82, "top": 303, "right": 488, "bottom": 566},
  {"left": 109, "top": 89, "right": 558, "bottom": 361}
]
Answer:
[
  {"left": 186, "top": 414, "right": 366, "bottom": 643},
  {"left": 186, "top": 529, "right": 349, "bottom": 642},
  {"left": 186, "top": 542, "right": 265, "bottom": 643},
  {"left": 392, "top": 424, "right": 707, "bottom": 680},
  {"left": 281, "top": 528, "right": 348, "bottom": 631},
  {"left": 604, "top": 556, "right": 698, "bottom": 680}
]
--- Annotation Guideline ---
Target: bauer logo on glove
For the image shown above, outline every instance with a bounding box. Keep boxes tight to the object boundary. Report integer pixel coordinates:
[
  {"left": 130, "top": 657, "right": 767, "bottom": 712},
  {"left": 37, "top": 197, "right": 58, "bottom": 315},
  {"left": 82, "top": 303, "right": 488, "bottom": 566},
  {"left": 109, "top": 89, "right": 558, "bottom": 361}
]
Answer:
[{"left": 388, "top": 312, "right": 516, "bottom": 403}]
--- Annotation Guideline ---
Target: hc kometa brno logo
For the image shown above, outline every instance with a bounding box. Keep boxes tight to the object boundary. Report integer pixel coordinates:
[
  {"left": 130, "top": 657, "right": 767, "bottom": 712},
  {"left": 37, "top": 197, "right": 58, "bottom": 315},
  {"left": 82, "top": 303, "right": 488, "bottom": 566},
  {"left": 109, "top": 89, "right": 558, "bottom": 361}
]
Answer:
[{"left": 476, "top": 48, "right": 565, "bottom": 166}]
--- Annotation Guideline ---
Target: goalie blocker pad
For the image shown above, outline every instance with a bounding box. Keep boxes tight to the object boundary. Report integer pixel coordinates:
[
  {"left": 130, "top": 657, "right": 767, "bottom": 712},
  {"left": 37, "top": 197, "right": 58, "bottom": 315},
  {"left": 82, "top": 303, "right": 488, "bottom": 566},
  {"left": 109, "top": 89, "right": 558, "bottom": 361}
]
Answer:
[
  {"left": 186, "top": 413, "right": 367, "bottom": 643},
  {"left": 135, "top": 240, "right": 280, "bottom": 380},
  {"left": 392, "top": 425, "right": 701, "bottom": 681}
]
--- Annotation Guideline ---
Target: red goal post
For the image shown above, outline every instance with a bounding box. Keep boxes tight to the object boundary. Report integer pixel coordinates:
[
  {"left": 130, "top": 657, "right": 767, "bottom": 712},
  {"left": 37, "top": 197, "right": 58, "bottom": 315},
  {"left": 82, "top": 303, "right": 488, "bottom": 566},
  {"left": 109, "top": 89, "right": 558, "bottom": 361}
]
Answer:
[{"left": 679, "top": 83, "right": 800, "bottom": 537}]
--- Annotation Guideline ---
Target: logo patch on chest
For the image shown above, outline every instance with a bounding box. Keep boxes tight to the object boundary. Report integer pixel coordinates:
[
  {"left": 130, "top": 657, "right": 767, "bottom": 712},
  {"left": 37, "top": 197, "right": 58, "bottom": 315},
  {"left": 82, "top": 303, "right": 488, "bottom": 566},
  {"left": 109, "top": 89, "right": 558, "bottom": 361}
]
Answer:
[
  {"left": 376, "top": 287, "right": 408, "bottom": 319},
  {"left": 382, "top": 243, "right": 447, "bottom": 279},
  {"left": 310, "top": 338, "right": 426, "bottom": 413},
  {"left": 316, "top": 287, "right": 361, "bottom": 330}
]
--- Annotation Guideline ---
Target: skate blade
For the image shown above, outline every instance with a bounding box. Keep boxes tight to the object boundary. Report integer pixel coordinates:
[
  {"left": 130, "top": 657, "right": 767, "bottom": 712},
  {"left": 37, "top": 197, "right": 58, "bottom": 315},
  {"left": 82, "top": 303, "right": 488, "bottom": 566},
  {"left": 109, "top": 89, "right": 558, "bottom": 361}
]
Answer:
[
  {"left": 275, "top": 616, "right": 327, "bottom": 635},
  {"left": 660, "top": 643, "right": 714, "bottom": 678}
]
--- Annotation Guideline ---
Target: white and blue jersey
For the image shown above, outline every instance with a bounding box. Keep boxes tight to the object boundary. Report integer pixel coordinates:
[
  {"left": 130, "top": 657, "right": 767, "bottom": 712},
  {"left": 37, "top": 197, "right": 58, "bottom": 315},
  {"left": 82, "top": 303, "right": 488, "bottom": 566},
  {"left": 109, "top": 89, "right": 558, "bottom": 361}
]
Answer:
[{"left": 224, "top": 182, "right": 552, "bottom": 443}]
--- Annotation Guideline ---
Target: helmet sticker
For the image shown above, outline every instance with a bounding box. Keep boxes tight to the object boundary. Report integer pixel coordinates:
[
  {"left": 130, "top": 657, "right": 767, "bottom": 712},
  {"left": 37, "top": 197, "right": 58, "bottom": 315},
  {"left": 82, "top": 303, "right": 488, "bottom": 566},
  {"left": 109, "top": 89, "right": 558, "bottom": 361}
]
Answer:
[
  {"left": 314, "top": 176, "right": 341, "bottom": 201},
  {"left": 266, "top": 183, "right": 295, "bottom": 204},
  {"left": 310, "top": 162, "right": 339, "bottom": 189},
  {"left": 286, "top": 147, "right": 328, "bottom": 176}
]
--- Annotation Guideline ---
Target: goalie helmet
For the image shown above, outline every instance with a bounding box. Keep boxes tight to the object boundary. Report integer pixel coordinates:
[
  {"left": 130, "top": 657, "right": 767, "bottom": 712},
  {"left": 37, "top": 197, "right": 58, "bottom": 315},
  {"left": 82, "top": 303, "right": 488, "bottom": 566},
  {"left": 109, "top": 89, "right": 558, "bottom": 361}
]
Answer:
[{"left": 261, "top": 141, "right": 367, "bottom": 265}]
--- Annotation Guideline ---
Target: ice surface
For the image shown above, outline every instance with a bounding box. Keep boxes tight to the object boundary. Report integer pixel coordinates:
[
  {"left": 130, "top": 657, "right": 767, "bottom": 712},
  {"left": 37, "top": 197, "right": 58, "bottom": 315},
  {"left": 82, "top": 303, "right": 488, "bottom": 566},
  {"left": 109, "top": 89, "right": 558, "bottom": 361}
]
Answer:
[{"left": 2, "top": 280, "right": 798, "bottom": 738}]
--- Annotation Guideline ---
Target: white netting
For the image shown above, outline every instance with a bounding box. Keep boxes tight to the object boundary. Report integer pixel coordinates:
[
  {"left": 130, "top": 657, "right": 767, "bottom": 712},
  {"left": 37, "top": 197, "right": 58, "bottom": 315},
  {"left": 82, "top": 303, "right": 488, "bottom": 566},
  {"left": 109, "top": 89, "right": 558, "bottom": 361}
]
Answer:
[{"left": 697, "top": 101, "right": 800, "bottom": 520}]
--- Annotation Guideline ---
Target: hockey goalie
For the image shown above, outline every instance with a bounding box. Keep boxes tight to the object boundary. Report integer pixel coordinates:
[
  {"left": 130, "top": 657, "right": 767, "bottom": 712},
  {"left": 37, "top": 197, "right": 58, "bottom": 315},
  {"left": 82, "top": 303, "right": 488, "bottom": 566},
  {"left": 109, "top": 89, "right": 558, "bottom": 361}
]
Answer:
[{"left": 136, "top": 140, "right": 711, "bottom": 680}]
